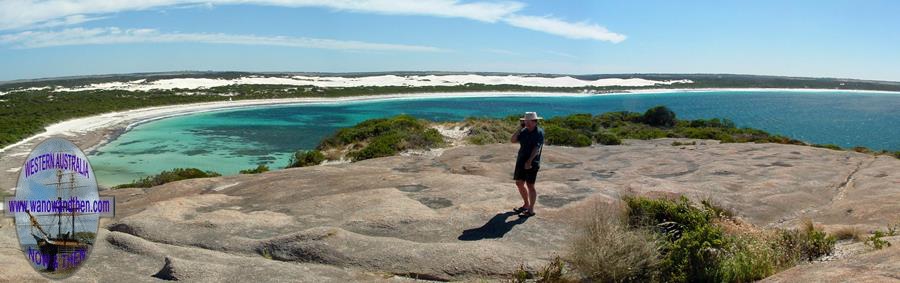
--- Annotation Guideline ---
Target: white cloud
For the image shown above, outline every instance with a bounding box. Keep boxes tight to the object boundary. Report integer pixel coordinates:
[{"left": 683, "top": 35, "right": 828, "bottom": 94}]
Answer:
[
  {"left": 0, "top": 0, "right": 626, "bottom": 43},
  {"left": 30, "top": 14, "right": 107, "bottom": 29},
  {"left": 0, "top": 0, "right": 523, "bottom": 30},
  {"left": 504, "top": 15, "right": 626, "bottom": 43},
  {"left": 0, "top": 27, "right": 446, "bottom": 52}
]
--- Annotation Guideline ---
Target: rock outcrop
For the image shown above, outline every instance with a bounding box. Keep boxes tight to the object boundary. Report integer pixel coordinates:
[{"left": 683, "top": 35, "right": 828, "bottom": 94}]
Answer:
[{"left": 2, "top": 139, "right": 898, "bottom": 282}]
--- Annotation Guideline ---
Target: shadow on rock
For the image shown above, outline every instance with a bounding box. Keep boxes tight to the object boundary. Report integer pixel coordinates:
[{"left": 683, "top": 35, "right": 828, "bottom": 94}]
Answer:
[{"left": 457, "top": 211, "right": 528, "bottom": 241}]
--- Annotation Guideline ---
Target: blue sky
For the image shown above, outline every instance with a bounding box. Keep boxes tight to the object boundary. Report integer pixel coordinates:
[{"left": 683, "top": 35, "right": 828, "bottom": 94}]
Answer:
[{"left": 0, "top": 0, "right": 898, "bottom": 81}]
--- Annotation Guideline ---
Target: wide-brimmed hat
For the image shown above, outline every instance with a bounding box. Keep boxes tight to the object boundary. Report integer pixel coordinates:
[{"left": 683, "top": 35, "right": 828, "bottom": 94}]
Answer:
[{"left": 519, "top": 111, "right": 543, "bottom": 121}]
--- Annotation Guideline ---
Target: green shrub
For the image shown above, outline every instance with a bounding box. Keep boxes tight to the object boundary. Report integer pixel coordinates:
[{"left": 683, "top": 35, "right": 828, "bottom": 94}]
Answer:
[
  {"left": 682, "top": 118, "right": 736, "bottom": 129},
  {"left": 319, "top": 114, "right": 423, "bottom": 148},
  {"left": 662, "top": 222, "right": 726, "bottom": 282},
  {"left": 701, "top": 199, "right": 734, "bottom": 219},
  {"left": 546, "top": 113, "right": 594, "bottom": 134},
  {"left": 865, "top": 230, "right": 893, "bottom": 250},
  {"left": 288, "top": 150, "right": 325, "bottom": 168},
  {"left": 594, "top": 132, "right": 622, "bottom": 145},
  {"left": 463, "top": 116, "right": 517, "bottom": 145},
  {"left": 593, "top": 111, "right": 643, "bottom": 128},
  {"left": 780, "top": 219, "right": 836, "bottom": 261},
  {"left": 852, "top": 146, "right": 872, "bottom": 154},
  {"left": 623, "top": 196, "right": 725, "bottom": 282},
  {"left": 642, "top": 106, "right": 677, "bottom": 127},
  {"left": 717, "top": 233, "right": 781, "bottom": 283},
  {"left": 239, "top": 164, "right": 270, "bottom": 174},
  {"left": 624, "top": 196, "right": 713, "bottom": 231},
  {"left": 114, "top": 168, "right": 221, "bottom": 189},
  {"left": 674, "top": 127, "right": 737, "bottom": 142},
  {"left": 544, "top": 125, "right": 592, "bottom": 147},
  {"left": 349, "top": 133, "right": 402, "bottom": 160},
  {"left": 621, "top": 196, "right": 833, "bottom": 282},
  {"left": 318, "top": 115, "right": 445, "bottom": 161},
  {"left": 610, "top": 123, "right": 669, "bottom": 140}
]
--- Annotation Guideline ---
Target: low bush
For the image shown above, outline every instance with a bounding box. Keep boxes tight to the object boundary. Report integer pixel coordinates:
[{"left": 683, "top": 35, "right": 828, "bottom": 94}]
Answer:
[
  {"left": 865, "top": 230, "right": 893, "bottom": 250},
  {"left": 569, "top": 204, "right": 661, "bottom": 282},
  {"left": 318, "top": 115, "right": 445, "bottom": 161},
  {"left": 717, "top": 233, "right": 779, "bottom": 283},
  {"left": 544, "top": 125, "right": 592, "bottom": 147},
  {"left": 288, "top": 150, "right": 325, "bottom": 168},
  {"left": 594, "top": 131, "right": 622, "bottom": 145},
  {"left": 642, "top": 105, "right": 677, "bottom": 127},
  {"left": 610, "top": 123, "right": 669, "bottom": 140},
  {"left": 239, "top": 164, "right": 270, "bottom": 174},
  {"left": 593, "top": 111, "right": 643, "bottom": 128},
  {"left": 114, "top": 168, "right": 221, "bottom": 189},
  {"left": 546, "top": 113, "right": 594, "bottom": 134},
  {"left": 790, "top": 219, "right": 837, "bottom": 261},
  {"left": 463, "top": 116, "right": 518, "bottom": 145},
  {"left": 681, "top": 118, "right": 736, "bottom": 129},
  {"left": 701, "top": 198, "right": 734, "bottom": 218},
  {"left": 617, "top": 196, "right": 836, "bottom": 282}
]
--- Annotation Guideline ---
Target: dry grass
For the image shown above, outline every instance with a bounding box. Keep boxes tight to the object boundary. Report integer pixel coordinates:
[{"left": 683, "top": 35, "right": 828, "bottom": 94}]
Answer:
[
  {"left": 568, "top": 202, "right": 661, "bottom": 282},
  {"left": 831, "top": 226, "right": 864, "bottom": 241}
]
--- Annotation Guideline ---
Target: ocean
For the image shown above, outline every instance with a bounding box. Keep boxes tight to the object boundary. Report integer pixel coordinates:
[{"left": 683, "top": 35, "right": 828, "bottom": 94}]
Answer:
[{"left": 88, "top": 90, "right": 900, "bottom": 187}]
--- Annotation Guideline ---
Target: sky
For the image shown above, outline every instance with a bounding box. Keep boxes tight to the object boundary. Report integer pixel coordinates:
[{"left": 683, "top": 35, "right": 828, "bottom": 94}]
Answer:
[{"left": 0, "top": 0, "right": 898, "bottom": 82}]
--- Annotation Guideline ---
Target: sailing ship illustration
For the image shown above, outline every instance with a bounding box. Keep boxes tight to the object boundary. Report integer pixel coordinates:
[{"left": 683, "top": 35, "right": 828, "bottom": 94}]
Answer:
[{"left": 21, "top": 169, "right": 93, "bottom": 272}]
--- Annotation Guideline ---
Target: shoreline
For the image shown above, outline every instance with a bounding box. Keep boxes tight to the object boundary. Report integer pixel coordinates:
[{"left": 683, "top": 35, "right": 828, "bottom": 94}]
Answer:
[
  {"left": 5, "top": 87, "right": 900, "bottom": 154},
  {"left": 2, "top": 87, "right": 899, "bottom": 193}
]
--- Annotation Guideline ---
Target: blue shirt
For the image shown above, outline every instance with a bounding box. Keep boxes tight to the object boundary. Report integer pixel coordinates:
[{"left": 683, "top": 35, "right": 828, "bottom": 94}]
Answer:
[{"left": 516, "top": 127, "right": 544, "bottom": 167}]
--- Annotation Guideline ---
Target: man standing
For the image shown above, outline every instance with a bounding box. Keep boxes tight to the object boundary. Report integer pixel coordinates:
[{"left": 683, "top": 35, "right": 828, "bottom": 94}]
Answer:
[{"left": 510, "top": 112, "right": 544, "bottom": 217}]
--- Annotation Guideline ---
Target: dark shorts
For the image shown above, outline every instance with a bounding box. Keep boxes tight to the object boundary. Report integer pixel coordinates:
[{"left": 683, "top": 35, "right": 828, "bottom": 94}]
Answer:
[{"left": 513, "top": 163, "right": 540, "bottom": 183}]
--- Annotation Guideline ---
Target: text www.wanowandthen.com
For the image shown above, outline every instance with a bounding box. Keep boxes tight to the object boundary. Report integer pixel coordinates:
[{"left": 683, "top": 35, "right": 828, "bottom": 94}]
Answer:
[{"left": 6, "top": 197, "right": 112, "bottom": 214}]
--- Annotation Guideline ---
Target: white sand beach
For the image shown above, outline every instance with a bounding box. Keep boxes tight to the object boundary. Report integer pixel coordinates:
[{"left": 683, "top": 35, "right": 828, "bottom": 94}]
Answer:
[
  {"left": 6, "top": 86, "right": 900, "bottom": 155},
  {"left": 0, "top": 90, "right": 614, "bottom": 192},
  {"left": 2, "top": 87, "right": 898, "bottom": 194},
  {"left": 0, "top": 91, "right": 595, "bottom": 154}
]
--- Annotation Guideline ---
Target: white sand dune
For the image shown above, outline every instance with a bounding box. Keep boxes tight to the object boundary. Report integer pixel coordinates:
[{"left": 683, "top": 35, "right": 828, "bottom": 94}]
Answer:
[{"left": 46, "top": 75, "right": 693, "bottom": 92}]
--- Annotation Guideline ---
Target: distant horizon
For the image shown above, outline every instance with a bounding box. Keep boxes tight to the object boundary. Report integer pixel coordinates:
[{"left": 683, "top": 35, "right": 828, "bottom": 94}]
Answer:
[
  {"left": 2, "top": 1, "right": 899, "bottom": 82},
  {"left": 3, "top": 70, "right": 899, "bottom": 85}
]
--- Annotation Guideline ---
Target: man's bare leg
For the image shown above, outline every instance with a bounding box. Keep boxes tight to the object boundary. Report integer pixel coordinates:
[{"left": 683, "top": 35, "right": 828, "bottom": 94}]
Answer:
[
  {"left": 515, "top": 180, "right": 529, "bottom": 208},
  {"left": 526, "top": 182, "right": 537, "bottom": 212}
]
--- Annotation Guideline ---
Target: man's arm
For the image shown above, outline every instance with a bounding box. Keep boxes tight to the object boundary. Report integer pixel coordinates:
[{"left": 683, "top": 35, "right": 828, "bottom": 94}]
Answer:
[
  {"left": 524, "top": 130, "right": 543, "bottom": 168},
  {"left": 511, "top": 127, "right": 522, "bottom": 143},
  {"left": 526, "top": 143, "right": 541, "bottom": 164}
]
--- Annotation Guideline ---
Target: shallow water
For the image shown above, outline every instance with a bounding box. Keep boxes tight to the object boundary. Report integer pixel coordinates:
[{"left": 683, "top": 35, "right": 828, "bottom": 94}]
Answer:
[{"left": 89, "top": 90, "right": 900, "bottom": 186}]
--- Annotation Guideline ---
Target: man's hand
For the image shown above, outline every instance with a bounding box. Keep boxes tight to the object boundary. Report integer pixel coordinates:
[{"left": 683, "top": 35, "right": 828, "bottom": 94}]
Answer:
[
  {"left": 511, "top": 126, "right": 523, "bottom": 143},
  {"left": 524, "top": 162, "right": 532, "bottom": 170}
]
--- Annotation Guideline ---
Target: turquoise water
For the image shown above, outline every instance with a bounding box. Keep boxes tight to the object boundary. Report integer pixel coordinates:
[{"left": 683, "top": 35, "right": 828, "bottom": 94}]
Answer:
[{"left": 90, "top": 91, "right": 900, "bottom": 187}]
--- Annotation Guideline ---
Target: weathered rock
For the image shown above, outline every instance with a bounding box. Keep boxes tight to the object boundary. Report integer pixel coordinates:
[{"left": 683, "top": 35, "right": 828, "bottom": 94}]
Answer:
[
  {"left": 762, "top": 236, "right": 900, "bottom": 282},
  {"left": 2, "top": 139, "right": 898, "bottom": 281}
]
